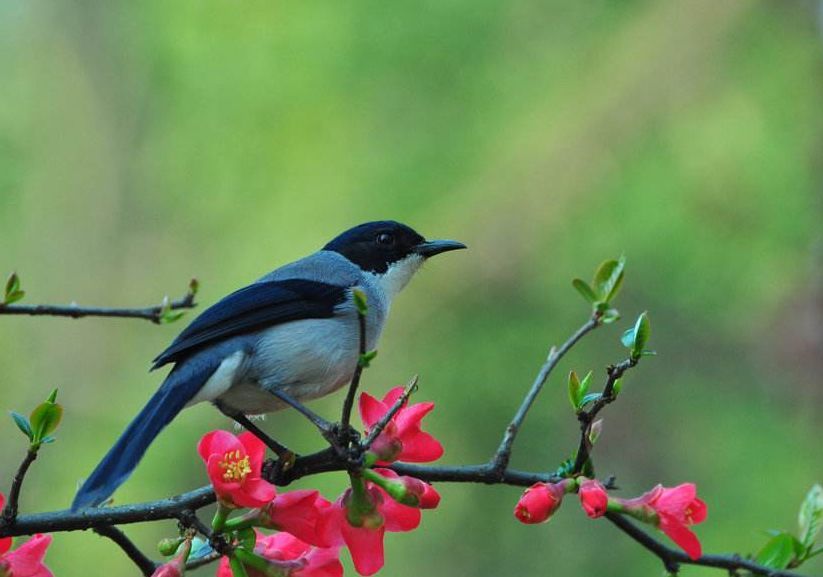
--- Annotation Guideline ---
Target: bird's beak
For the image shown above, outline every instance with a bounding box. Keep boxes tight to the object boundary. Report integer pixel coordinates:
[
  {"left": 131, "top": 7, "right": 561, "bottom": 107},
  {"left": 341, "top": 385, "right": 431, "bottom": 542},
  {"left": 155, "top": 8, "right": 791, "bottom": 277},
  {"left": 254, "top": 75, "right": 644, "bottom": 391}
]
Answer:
[{"left": 415, "top": 239, "right": 467, "bottom": 258}]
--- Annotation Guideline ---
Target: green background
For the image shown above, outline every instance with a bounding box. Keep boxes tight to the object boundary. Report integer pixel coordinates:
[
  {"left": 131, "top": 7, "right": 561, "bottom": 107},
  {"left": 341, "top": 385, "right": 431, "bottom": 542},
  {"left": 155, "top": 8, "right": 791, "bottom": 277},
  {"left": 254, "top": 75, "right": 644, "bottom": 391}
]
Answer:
[{"left": 1, "top": 1, "right": 821, "bottom": 576}]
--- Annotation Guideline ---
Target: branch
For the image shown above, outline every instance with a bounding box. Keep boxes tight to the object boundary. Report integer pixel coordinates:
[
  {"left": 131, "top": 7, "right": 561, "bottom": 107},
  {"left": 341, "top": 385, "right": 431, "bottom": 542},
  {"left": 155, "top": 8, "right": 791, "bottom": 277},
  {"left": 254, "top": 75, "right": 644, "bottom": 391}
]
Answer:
[
  {"left": 362, "top": 376, "right": 418, "bottom": 452},
  {"left": 94, "top": 525, "right": 157, "bottom": 577},
  {"left": 2, "top": 449, "right": 38, "bottom": 523},
  {"left": 0, "top": 283, "right": 197, "bottom": 324},
  {"left": 340, "top": 298, "right": 368, "bottom": 432},
  {"left": 571, "top": 356, "right": 637, "bottom": 475},
  {"left": 605, "top": 512, "right": 809, "bottom": 577},
  {"left": 490, "top": 315, "right": 600, "bottom": 476}
]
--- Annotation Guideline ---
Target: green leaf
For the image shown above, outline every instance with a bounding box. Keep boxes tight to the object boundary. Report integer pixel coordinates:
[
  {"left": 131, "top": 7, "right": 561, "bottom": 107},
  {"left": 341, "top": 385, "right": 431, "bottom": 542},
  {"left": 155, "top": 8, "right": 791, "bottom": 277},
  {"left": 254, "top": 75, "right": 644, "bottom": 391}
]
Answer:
[
  {"left": 159, "top": 310, "right": 186, "bottom": 324},
  {"left": 632, "top": 312, "right": 650, "bottom": 358},
  {"left": 756, "top": 532, "right": 799, "bottom": 569},
  {"left": 187, "top": 537, "right": 214, "bottom": 562},
  {"left": 568, "top": 371, "right": 582, "bottom": 411},
  {"left": 236, "top": 528, "right": 257, "bottom": 551},
  {"left": 580, "top": 392, "right": 602, "bottom": 407},
  {"left": 4, "top": 290, "right": 25, "bottom": 305},
  {"left": 622, "top": 312, "right": 651, "bottom": 359},
  {"left": 352, "top": 288, "right": 368, "bottom": 315},
  {"left": 588, "top": 419, "right": 603, "bottom": 444},
  {"left": 5, "top": 272, "right": 20, "bottom": 296},
  {"left": 30, "top": 399, "right": 63, "bottom": 442},
  {"left": 579, "top": 370, "right": 593, "bottom": 397},
  {"left": 612, "top": 378, "right": 623, "bottom": 397},
  {"left": 799, "top": 484, "right": 823, "bottom": 555},
  {"left": 572, "top": 279, "right": 597, "bottom": 304},
  {"left": 358, "top": 350, "right": 378, "bottom": 368},
  {"left": 592, "top": 257, "right": 625, "bottom": 303},
  {"left": 10, "top": 411, "right": 33, "bottom": 440},
  {"left": 601, "top": 308, "right": 620, "bottom": 324}
]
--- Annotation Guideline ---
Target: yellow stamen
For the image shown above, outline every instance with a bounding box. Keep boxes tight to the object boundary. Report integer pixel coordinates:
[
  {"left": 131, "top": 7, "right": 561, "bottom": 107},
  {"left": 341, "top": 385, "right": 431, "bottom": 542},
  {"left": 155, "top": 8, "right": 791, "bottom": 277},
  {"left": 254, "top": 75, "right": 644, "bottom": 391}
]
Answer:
[{"left": 219, "top": 450, "right": 251, "bottom": 482}]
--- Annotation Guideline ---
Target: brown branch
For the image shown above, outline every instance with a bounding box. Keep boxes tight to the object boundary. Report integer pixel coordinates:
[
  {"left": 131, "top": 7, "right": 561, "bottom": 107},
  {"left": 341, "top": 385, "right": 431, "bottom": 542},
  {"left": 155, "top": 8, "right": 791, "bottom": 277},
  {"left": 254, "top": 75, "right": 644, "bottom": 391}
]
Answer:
[
  {"left": 0, "top": 284, "right": 197, "bottom": 324},
  {"left": 340, "top": 302, "right": 368, "bottom": 432},
  {"left": 94, "top": 525, "right": 157, "bottom": 577},
  {"left": 571, "top": 356, "right": 637, "bottom": 475},
  {"left": 605, "top": 512, "right": 808, "bottom": 577},
  {"left": 490, "top": 315, "right": 600, "bottom": 476},
  {"left": 2, "top": 449, "right": 38, "bottom": 523}
]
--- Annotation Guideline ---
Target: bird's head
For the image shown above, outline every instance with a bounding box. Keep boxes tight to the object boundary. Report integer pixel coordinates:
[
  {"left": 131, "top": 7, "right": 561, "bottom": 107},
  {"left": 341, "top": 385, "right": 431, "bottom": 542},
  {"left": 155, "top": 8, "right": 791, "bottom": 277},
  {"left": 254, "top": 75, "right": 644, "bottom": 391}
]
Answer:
[{"left": 324, "top": 220, "right": 466, "bottom": 297}]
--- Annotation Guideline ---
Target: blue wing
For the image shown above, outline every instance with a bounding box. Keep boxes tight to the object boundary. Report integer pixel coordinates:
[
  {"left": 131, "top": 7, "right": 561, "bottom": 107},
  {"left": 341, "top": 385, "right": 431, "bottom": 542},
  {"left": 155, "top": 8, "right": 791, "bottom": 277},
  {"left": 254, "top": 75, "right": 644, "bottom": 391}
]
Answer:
[{"left": 152, "top": 278, "right": 349, "bottom": 369}]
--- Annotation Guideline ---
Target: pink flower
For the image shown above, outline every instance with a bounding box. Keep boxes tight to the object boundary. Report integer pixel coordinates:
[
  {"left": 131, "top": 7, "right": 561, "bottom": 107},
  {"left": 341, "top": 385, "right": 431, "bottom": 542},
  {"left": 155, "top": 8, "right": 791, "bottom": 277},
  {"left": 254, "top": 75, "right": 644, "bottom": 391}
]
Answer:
[
  {"left": 256, "top": 490, "right": 332, "bottom": 546},
  {"left": 359, "top": 387, "right": 443, "bottom": 464},
  {"left": 621, "top": 483, "right": 707, "bottom": 560},
  {"left": 578, "top": 479, "right": 609, "bottom": 519},
  {"left": 318, "top": 484, "right": 421, "bottom": 576},
  {"left": 198, "top": 430, "right": 276, "bottom": 509},
  {"left": 217, "top": 531, "right": 342, "bottom": 577},
  {"left": 514, "top": 482, "right": 565, "bottom": 524},
  {"left": 0, "top": 533, "right": 53, "bottom": 577}
]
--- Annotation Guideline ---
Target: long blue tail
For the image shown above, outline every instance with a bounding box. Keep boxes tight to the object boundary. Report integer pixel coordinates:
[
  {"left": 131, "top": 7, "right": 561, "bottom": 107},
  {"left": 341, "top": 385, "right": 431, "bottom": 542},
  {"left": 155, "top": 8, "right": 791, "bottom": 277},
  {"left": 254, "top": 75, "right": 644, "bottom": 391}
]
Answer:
[{"left": 71, "top": 361, "right": 216, "bottom": 511}]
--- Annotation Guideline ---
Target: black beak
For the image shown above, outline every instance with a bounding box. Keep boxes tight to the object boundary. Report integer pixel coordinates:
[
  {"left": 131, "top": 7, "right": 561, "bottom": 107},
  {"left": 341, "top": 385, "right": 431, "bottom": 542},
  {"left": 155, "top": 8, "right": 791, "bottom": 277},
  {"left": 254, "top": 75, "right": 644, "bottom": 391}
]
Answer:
[{"left": 415, "top": 239, "right": 467, "bottom": 258}]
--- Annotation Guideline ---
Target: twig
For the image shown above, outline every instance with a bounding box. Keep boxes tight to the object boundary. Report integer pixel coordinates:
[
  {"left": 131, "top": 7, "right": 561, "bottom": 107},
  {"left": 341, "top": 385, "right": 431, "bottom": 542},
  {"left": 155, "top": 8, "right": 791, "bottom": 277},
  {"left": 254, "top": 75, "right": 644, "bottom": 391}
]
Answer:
[
  {"left": 361, "top": 376, "right": 419, "bottom": 451},
  {"left": 571, "top": 357, "right": 637, "bottom": 475},
  {"left": 2, "top": 449, "right": 38, "bottom": 523},
  {"left": 94, "top": 525, "right": 157, "bottom": 576},
  {"left": 340, "top": 304, "right": 368, "bottom": 432},
  {"left": 490, "top": 316, "right": 600, "bottom": 476},
  {"left": 605, "top": 512, "right": 808, "bottom": 577},
  {"left": 0, "top": 285, "right": 197, "bottom": 324}
]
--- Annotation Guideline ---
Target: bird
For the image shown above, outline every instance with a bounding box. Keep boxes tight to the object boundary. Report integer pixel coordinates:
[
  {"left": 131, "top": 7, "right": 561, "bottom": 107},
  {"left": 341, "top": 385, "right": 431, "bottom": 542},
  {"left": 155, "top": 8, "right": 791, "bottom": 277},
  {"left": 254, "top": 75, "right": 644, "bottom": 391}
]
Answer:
[{"left": 71, "top": 220, "right": 466, "bottom": 511}]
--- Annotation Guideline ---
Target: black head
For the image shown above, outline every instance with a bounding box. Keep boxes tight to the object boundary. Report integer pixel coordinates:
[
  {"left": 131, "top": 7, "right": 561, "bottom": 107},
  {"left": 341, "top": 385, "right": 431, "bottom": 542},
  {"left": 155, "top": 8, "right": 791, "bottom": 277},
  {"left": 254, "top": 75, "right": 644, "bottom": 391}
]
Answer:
[{"left": 323, "top": 220, "right": 466, "bottom": 274}]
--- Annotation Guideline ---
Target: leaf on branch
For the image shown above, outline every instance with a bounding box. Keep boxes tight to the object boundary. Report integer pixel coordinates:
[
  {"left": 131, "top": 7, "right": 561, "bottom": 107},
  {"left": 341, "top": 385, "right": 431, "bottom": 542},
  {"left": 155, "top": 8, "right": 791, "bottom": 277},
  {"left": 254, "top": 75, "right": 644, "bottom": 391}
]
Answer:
[
  {"left": 358, "top": 350, "right": 378, "bottom": 368},
  {"left": 588, "top": 419, "right": 603, "bottom": 444},
  {"left": 3, "top": 272, "right": 25, "bottom": 305},
  {"left": 580, "top": 392, "right": 602, "bottom": 408},
  {"left": 799, "top": 483, "right": 823, "bottom": 556},
  {"left": 572, "top": 279, "right": 597, "bottom": 304},
  {"left": 622, "top": 311, "right": 651, "bottom": 359},
  {"left": 568, "top": 371, "right": 582, "bottom": 410},
  {"left": 352, "top": 288, "right": 368, "bottom": 315},
  {"left": 30, "top": 388, "right": 63, "bottom": 444},
  {"left": 592, "top": 256, "right": 625, "bottom": 303},
  {"left": 10, "top": 411, "right": 33, "bottom": 441},
  {"left": 756, "top": 532, "right": 802, "bottom": 569},
  {"left": 600, "top": 308, "right": 620, "bottom": 324}
]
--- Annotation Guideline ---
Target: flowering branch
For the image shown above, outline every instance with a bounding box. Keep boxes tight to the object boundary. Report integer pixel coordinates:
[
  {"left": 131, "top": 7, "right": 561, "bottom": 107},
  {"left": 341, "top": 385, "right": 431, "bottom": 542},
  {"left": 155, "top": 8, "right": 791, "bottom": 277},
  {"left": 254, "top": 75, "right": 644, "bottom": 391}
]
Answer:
[{"left": 2, "top": 260, "right": 820, "bottom": 577}]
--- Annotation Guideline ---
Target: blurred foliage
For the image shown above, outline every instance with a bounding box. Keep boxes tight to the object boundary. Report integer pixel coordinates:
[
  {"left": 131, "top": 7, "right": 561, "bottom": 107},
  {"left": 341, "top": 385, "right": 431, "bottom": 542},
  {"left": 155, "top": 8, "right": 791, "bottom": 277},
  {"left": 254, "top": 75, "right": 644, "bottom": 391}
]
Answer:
[{"left": 1, "top": 1, "right": 822, "bottom": 575}]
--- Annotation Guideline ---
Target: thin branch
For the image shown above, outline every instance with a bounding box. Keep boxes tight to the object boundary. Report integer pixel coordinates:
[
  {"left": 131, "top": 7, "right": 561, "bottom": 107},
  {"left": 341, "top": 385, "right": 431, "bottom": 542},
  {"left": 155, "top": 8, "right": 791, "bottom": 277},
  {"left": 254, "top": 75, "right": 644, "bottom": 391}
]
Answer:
[
  {"left": 605, "top": 512, "right": 809, "bottom": 577},
  {"left": 94, "top": 525, "right": 157, "bottom": 577},
  {"left": 2, "top": 449, "right": 38, "bottom": 523},
  {"left": 0, "top": 284, "right": 197, "bottom": 324},
  {"left": 361, "top": 376, "right": 418, "bottom": 451},
  {"left": 340, "top": 304, "right": 368, "bottom": 432},
  {"left": 571, "top": 356, "right": 637, "bottom": 475},
  {"left": 490, "top": 315, "right": 600, "bottom": 476}
]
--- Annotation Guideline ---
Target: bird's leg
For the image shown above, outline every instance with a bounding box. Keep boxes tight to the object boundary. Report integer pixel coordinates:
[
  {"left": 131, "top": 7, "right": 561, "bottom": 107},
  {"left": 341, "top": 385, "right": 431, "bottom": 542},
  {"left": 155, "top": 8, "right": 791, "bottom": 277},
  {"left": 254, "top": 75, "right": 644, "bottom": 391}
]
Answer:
[
  {"left": 213, "top": 401, "right": 295, "bottom": 467},
  {"left": 268, "top": 389, "right": 334, "bottom": 436}
]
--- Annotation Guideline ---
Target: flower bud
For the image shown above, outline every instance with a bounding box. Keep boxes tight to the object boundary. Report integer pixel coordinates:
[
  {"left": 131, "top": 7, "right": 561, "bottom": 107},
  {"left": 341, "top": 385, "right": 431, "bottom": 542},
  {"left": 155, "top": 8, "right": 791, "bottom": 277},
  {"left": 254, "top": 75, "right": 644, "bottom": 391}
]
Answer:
[
  {"left": 578, "top": 478, "right": 609, "bottom": 518},
  {"left": 514, "top": 482, "right": 565, "bottom": 524}
]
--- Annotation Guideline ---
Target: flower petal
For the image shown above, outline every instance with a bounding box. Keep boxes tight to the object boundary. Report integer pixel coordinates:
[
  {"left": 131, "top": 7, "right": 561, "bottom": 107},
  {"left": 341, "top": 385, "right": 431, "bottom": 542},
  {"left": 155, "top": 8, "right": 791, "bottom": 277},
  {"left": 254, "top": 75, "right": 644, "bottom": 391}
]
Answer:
[
  {"left": 397, "top": 431, "right": 443, "bottom": 463},
  {"left": 380, "top": 498, "right": 421, "bottom": 532},
  {"left": 394, "top": 403, "right": 434, "bottom": 437},
  {"left": 233, "top": 477, "right": 276, "bottom": 508},
  {"left": 381, "top": 387, "right": 407, "bottom": 407},
  {"left": 359, "top": 392, "right": 388, "bottom": 429},
  {"left": 660, "top": 519, "right": 703, "bottom": 560},
  {"left": 341, "top": 522, "right": 385, "bottom": 576},
  {"left": 198, "top": 430, "right": 242, "bottom": 463},
  {"left": 238, "top": 431, "right": 267, "bottom": 472}
]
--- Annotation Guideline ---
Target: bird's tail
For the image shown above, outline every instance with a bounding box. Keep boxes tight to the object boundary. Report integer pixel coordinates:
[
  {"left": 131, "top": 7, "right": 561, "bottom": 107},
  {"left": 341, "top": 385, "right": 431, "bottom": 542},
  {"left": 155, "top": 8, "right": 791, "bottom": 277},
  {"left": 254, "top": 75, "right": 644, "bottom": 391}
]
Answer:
[{"left": 71, "top": 362, "right": 215, "bottom": 511}]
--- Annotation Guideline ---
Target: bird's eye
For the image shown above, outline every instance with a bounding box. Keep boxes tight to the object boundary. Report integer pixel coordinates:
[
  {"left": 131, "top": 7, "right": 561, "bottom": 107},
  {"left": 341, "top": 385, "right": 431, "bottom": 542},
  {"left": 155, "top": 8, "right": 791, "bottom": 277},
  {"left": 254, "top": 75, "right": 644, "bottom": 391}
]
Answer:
[{"left": 376, "top": 232, "right": 395, "bottom": 246}]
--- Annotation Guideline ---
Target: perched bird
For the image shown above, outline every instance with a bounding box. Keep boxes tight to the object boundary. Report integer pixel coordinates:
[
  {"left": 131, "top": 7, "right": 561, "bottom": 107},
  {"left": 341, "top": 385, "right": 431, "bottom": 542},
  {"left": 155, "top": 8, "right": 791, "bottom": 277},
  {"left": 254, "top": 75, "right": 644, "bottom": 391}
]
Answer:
[{"left": 71, "top": 220, "right": 465, "bottom": 510}]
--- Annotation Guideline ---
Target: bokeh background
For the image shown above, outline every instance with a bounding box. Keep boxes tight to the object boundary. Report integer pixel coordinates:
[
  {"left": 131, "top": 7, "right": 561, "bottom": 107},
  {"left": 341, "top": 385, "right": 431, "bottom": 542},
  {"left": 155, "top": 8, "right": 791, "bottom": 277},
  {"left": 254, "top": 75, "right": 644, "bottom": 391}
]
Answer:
[{"left": 1, "top": 1, "right": 822, "bottom": 576}]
